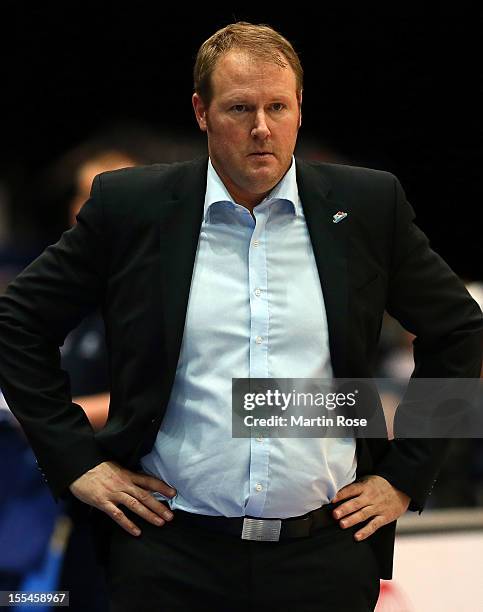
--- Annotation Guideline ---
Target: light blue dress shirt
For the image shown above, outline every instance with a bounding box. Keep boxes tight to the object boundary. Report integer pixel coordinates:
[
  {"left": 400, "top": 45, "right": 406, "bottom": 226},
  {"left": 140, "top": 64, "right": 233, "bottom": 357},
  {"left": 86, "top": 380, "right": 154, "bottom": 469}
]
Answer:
[{"left": 140, "top": 158, "right": 357, "bottom": 518}]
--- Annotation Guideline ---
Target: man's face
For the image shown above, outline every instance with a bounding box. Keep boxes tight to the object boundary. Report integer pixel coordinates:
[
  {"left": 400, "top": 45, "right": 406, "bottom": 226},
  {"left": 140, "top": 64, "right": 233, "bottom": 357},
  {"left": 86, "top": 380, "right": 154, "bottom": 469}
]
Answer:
[{"left": 193, "top": 50, "right": 302, "bottom": 208}]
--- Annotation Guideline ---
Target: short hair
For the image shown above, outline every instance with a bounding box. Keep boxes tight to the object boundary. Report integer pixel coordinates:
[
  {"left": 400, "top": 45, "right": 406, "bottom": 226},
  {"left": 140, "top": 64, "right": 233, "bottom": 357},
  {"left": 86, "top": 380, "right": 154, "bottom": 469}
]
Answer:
[{"left": 194, "top": 22, "right": 303, "bottom": 106}]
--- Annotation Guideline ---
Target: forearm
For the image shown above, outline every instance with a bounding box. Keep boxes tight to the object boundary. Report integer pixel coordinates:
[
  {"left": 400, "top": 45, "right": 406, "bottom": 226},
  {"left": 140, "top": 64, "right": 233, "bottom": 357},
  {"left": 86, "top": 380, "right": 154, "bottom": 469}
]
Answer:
[{"left": 75, "top": 392, "right": 110, "bottom": 432}]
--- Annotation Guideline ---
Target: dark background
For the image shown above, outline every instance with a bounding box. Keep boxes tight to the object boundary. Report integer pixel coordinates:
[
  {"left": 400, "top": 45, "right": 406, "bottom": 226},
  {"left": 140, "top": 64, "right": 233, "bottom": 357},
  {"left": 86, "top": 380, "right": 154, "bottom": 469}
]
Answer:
[{"left": 1, "top": 5, "right": 481, "bottom": 278}]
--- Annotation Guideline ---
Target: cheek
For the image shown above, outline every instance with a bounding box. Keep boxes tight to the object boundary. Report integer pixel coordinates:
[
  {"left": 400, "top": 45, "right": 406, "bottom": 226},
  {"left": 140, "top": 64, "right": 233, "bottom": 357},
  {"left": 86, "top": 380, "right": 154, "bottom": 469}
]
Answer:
[
  {"left": 280, "top": 126, "right": 299, "bottom": 150},
  {"left": 222, "top": 138, "right": 247, "bottom": 160},
  {"left": 210, "top": 124, "right": 245, "bottom": 149}
]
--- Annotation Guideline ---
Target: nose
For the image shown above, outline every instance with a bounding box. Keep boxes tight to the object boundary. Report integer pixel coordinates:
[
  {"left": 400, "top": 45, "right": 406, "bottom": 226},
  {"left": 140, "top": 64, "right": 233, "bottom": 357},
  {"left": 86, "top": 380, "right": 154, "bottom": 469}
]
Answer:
[{"left": 251, "top": 110, "right": 271, "bottom": 140}]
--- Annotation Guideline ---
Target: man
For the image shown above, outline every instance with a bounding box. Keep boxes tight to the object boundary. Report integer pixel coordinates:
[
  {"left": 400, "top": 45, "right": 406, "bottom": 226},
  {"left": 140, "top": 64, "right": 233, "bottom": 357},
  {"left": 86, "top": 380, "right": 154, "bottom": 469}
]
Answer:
[{"left": 0, "top": 22, "right": 481, "bottom": 612}]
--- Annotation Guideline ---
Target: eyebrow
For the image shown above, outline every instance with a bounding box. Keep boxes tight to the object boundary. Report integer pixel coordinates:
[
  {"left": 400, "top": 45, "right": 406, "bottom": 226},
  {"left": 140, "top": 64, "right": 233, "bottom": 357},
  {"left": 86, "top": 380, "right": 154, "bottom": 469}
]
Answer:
[{"left": 221, "top": 94, "right": 294, "bottom": 105}]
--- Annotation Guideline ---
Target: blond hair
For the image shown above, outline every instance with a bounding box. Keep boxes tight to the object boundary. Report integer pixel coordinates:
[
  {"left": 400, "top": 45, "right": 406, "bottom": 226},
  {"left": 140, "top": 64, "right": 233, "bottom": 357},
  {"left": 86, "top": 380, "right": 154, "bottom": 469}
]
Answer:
[{"left": 194, "top": 22, "right": 303, "bottom": 105}]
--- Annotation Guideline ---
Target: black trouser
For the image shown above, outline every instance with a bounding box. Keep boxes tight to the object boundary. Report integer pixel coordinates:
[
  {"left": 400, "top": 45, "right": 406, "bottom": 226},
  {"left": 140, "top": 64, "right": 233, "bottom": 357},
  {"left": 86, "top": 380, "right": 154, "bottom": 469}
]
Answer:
[{"left": 104, "top": 508, "right": 380, "bottom": 612}]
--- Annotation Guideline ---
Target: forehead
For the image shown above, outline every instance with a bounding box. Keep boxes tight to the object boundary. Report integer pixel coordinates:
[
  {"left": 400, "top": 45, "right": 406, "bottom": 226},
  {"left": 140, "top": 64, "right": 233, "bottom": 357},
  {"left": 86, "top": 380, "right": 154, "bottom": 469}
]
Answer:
[{"left": 210, "top": 50, "right": 297, "bottom": 100}]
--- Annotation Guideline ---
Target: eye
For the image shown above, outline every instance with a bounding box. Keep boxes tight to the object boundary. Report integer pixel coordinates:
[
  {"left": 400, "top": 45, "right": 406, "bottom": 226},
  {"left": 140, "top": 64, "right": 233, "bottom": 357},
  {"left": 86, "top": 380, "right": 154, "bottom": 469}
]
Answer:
[
  {"left": 230, "top": 104, "right": 248, "bottom": 113},
  {"left": 271, "top": 103, "right": 285, "bottom": 111}
]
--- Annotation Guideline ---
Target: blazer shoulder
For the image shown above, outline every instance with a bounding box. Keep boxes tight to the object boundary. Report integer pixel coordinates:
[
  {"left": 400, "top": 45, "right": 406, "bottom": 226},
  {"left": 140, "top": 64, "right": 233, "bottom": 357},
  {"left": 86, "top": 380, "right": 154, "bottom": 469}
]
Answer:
[
  {"left": 295, "top": 158, "right": 407, "bottom": 220},
  {"left": 82, "top": 157, "right": 208, "bottom": 231},
  {"left": 296, "top": 157, "right": 399, "bottom": 191},
  {"left": 93, "top": 157, "right": 207, "bottom": 197}
]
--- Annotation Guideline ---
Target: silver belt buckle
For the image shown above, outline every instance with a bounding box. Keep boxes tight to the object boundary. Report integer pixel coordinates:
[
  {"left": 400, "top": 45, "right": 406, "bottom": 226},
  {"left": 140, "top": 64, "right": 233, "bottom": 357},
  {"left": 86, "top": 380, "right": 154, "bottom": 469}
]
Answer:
[{"left": 241, "top": 517, "right": 282, "bottom": 541}]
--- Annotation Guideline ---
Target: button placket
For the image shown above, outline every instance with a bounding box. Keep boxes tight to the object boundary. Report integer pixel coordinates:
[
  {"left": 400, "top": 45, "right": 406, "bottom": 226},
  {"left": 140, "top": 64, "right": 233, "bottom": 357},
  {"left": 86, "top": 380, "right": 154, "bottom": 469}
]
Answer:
[{"left": 245, "top": 205, "right": 271, "bottom": 517}]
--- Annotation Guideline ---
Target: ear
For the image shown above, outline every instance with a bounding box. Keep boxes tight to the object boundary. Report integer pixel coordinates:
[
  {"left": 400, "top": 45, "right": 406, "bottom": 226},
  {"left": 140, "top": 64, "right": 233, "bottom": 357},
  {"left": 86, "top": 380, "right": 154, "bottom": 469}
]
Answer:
[
  {"left": 192, "top": 93, "right": 208, "bottom": 132},
  {"left": 298, "top": 89, "right": 303, "bottom": 128}
]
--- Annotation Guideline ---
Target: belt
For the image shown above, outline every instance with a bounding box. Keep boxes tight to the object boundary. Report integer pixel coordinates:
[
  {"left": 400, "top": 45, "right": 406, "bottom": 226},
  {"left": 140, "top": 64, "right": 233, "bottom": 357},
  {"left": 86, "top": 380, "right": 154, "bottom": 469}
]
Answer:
[{"left": 171, "top": 503, "right": 338, "bottom": 542}]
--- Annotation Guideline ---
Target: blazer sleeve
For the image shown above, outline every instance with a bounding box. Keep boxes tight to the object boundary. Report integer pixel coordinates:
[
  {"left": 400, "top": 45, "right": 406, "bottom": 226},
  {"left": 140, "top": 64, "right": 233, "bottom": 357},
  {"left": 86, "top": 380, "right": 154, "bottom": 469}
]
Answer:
[
  {"left": 373, "top": 176, "right": 483, "bottom": 511},
  {"left": 0, "top": 175, "right": 109, "bottom": 501}
]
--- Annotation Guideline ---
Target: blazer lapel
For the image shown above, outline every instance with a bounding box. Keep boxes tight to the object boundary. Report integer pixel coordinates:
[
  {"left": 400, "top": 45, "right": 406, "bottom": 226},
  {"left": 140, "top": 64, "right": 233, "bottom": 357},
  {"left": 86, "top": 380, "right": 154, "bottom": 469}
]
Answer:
[
  {"left": 295, "top": 159, "right": 350, "bottom": 378},
  {"left": 159, "top": 157, "right": 208, "bottom": 382}
]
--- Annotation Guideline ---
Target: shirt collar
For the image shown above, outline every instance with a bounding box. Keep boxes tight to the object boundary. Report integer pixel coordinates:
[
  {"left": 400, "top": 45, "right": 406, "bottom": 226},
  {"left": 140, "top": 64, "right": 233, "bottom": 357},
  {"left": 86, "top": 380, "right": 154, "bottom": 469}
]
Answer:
[{"left": 203, "top": 156, "right": 302, "bottom": 221}]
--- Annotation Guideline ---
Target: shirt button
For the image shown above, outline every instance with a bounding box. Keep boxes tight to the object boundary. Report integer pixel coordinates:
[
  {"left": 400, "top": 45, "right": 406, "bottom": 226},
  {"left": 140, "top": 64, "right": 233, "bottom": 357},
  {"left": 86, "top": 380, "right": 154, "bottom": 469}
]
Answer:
[
  {"left": 255, "top": 336, "right": 263, "bottom": 344},
  {"left": 255, "top": 483, "right": 263, "bottom": 492},
  {"left": 253, "top": 240, "right": 259, "bottom": 247},
  {"left": 254, "top": 288, "right": 261, "bottom": 297}
]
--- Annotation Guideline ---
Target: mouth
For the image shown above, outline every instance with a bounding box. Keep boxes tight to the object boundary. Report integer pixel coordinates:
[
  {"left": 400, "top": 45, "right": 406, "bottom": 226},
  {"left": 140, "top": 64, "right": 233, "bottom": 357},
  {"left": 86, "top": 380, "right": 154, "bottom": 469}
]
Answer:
[{"left": 248, "top": 152, "right": 274, "bottom": 157}]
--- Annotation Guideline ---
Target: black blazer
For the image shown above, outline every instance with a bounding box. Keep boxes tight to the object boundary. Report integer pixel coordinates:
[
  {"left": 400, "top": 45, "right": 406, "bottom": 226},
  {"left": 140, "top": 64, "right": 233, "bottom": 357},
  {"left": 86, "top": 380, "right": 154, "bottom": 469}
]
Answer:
[{"left": 0, "top": 157, "right": 481, "bottom": 579}]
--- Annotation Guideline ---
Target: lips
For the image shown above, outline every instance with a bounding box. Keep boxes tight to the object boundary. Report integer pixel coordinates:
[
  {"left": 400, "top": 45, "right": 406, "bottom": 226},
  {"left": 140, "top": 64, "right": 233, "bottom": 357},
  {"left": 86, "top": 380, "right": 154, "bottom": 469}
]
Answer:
[{"left": 249, "top": 152, "right": 274, "bottom": 157}]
